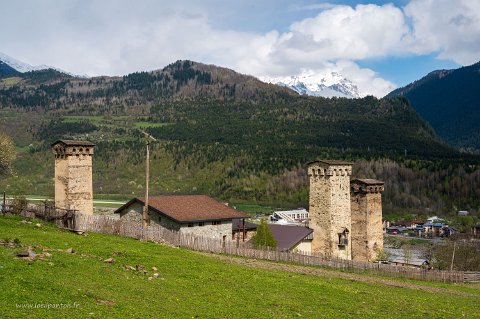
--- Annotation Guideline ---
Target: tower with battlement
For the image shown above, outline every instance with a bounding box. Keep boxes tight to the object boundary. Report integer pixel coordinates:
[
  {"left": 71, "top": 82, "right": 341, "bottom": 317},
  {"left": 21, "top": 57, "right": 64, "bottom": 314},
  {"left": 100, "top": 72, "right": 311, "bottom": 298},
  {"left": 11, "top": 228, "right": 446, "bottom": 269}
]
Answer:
[
  {"left": 350, "top": 179, "right": 384, "bottom": 262},
  {"left": 307, "top": 160, "right": 353, "bottom": 260},
  {"left": 52, "top": 140, "right": 95, "bottom": 215}
]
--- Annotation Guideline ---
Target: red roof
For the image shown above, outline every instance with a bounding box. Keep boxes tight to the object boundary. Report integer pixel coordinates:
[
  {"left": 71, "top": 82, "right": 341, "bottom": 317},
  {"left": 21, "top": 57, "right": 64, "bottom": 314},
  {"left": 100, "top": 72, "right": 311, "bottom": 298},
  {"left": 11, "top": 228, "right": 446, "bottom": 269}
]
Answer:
[{"left": 115, "top": 195, "right": 248, "bottom": 223}]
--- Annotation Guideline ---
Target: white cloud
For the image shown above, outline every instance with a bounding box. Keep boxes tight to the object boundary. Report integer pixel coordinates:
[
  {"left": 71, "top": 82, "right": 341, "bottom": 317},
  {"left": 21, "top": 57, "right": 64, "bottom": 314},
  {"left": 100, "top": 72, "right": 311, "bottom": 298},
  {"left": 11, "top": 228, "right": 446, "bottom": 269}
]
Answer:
[
  {"left": 324, "top": 60, "right": 396, "bottom": 97},
  {"left": 403, "top": 0, "right": 480, "bottom": 65},
  {"left": 283, "top": 4, "right": 409, "bottom": 60},
  {"left": 1, "top": 0, "right": 479, "bottom": 97}
]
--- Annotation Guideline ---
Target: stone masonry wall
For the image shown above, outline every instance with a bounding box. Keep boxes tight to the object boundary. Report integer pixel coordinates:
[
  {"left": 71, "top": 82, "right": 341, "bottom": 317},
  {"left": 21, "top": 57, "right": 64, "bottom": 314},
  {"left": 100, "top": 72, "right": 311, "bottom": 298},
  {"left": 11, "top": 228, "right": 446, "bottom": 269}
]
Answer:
[
  {"left": 351, "top": 183, "right": 384, "bottom": 262},
  {"left": 119, "top": 202, "right": 181, "bottom": 231},
  {"left": 232, "top": 230, "right": 256, "bottom": 242},
  {"left": 308, "top": 162, "right": 352, "bottom": 260},
  {"left": 351, "top": 192, "right": 368, "bottom": 261},
  {"left": 180, "top": 221, "right": 232, "bottom": 239},
  {"left": 54, "top": 157, "right": 68, "bottom": 211},
  {"left": 66, "top": 154, "right": 93, "bottom": 215},
  {"left": 54, "top": 144, "right": 94, "bottom": 215}
]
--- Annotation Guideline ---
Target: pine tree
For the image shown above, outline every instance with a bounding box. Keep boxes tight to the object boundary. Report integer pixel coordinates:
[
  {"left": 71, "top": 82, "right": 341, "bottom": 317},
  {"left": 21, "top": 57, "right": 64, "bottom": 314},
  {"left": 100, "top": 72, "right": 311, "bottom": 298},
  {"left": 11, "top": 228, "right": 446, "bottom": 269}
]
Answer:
[{"left": 251, "top": 218, "right": 277, "bottom": 249}]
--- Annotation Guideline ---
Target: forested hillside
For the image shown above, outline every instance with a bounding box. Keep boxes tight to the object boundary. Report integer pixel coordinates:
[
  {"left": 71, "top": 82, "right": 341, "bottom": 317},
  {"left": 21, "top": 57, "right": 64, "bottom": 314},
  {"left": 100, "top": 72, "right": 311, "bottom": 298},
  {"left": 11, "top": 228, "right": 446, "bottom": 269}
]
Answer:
[
  {"left": 386, "top": 61, "right": 480, "bottom": 151},
  {"left": 0, "top": 60, "right": 479, "bottom": 218}
]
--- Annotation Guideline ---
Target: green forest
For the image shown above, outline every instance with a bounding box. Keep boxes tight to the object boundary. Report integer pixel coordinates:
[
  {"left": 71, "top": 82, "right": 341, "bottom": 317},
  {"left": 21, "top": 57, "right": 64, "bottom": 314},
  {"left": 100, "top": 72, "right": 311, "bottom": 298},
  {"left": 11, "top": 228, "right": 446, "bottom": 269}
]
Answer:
[
  {"left": 387, "top": 61, "right": 480, "bottom": 150},
  {"left": 0, "top": 61, "right": 479, "bottom": 220}
]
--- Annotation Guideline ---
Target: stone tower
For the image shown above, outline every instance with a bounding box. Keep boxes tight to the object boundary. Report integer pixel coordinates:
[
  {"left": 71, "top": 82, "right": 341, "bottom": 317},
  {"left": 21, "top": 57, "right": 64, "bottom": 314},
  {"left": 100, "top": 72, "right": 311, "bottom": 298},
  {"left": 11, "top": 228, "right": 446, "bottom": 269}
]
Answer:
[
  {"left": 350, "top": 179, "right": 384, "bottom": 262},
  {"left": 308, "top": 160, "right": 353, "bottom": 260},
  {"left": 52, "top": 140, "right": 95, "bottom": 215}
]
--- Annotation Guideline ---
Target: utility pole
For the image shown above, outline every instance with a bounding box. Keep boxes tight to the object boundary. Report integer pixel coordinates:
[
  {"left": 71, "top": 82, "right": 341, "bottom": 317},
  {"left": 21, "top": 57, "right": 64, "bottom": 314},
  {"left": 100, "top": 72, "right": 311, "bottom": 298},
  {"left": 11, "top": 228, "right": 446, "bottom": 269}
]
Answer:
[
  {"left": 450, "top": 241, "right": 456, "bottom": 271},
  {"left": 142, "top": 141, "right": 150, "bottom": 227},
  {"left": 140, "top": 130, "right": 157, "bottom": 228}
]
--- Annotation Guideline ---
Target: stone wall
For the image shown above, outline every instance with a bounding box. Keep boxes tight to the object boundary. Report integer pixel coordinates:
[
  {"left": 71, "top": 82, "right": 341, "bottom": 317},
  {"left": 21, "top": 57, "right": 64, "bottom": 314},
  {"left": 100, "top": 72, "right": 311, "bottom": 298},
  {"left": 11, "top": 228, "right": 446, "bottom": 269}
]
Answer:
[
  {"left": 232, "top": 230, "right": 256, "bottom": 242},
  {"left": 351, "top": 182, "right": 384, "bottom": 262},
  {"left": 54, "top": 156, "right": 69, "bottom": 211},
  {"left": 308, "top": 162, "right": 352, "bottom": 260},
  {"left": 180, "top": 221, "right": 232, "bottom": 239},
  {"left": 118, "top": 202, "right": 181, "bottom": 231}
]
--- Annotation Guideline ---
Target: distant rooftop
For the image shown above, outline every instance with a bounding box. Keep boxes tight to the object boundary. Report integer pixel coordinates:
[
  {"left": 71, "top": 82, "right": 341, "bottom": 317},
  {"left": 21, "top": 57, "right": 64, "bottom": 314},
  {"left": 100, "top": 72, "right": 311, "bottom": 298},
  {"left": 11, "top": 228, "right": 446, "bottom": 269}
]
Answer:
[
  {"left": 351, "top": 178, "right": 384, "bottom": 185},
  {"left": 273, "top": 208, "right": 308, "bottom": 214},
  {"left": 268, "top": 224, "right": 313, "bottom": 251},
  {"left": 307, "top": 160, "right": 353, "bottom": 166},
  {"left": 51, "top": 140, "right": 95, "bottom": 147}
]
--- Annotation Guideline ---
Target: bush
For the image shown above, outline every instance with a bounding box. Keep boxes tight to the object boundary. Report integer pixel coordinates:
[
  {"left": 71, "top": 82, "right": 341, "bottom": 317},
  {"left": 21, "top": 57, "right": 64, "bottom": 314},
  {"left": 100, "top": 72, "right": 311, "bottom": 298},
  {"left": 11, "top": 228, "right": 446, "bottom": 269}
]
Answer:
[
  {"left": 373, "top": 249, "right": 391, "bottom": 262},
  {"left": 11, "top": 196, "right": 28, "bottom": 215},
  {"left": 251, "top": 219, "right": 277, "bottom": 249}
]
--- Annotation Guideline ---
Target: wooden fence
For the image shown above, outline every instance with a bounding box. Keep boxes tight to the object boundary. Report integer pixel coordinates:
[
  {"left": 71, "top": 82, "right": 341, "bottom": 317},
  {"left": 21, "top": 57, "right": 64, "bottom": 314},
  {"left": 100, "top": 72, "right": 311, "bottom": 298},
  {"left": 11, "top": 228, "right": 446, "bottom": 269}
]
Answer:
[
  {"left": 72, "top": 213, "right": 472, "bottom": 284},
  {"left": 3, "top": 202, "right": 76, "bottom": 228},
  {"left": 464, "top": 272, "right": 480, "bottom": 282},
  {"left": 3, "top": 204, "right": 475, "bottom": 284}
]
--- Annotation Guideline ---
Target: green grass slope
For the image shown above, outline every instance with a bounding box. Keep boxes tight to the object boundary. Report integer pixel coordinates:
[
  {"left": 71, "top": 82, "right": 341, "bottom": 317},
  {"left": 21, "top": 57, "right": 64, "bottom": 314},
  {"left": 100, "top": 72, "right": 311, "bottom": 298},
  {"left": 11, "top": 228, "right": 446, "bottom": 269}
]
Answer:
[{"left": 0, "top": 216, "right": 479, "bottom": 319}]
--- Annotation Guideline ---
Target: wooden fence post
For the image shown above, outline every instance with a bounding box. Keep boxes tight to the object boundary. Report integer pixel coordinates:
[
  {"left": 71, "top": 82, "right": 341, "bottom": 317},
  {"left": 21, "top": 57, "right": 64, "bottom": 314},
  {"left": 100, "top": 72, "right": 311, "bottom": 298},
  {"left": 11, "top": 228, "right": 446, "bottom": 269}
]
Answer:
[{"left": 2, "top": 191, "right": 6, "bottom": 215}]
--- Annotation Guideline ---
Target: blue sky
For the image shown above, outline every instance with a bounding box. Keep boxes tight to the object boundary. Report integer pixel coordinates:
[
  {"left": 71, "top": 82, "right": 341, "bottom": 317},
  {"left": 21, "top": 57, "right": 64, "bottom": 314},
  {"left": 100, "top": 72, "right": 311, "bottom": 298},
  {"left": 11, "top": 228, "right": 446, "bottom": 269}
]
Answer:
[{"left": 1, "top": 0, "right": 478, "bottom": 96}]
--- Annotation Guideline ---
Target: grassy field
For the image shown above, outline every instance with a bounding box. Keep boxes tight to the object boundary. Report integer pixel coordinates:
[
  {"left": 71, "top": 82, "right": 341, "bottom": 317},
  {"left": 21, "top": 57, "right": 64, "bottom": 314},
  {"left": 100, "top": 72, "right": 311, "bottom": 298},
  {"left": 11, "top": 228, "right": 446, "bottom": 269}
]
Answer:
[
  {"left": 0, "top": 77, "right": 22, "bottom": 87},
  {"left": 0, "top": 215, "right": 479, "bottom": 319},
  {"left": 133, "top": 122, "right": 172, "bottom": 129},
  {"left": 62, "top": 115, "right": 171, "bottom": 130},
  {"left": 230, "top": 203, "right": 275, "bottom": 216}
]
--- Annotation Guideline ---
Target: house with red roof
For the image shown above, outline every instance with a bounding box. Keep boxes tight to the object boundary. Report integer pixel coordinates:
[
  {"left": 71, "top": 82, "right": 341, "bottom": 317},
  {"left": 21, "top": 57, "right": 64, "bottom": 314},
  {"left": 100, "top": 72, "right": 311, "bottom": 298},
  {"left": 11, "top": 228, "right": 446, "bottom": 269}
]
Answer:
[{"left": 114, "top": 195, "right": 248, "bottom": 239}]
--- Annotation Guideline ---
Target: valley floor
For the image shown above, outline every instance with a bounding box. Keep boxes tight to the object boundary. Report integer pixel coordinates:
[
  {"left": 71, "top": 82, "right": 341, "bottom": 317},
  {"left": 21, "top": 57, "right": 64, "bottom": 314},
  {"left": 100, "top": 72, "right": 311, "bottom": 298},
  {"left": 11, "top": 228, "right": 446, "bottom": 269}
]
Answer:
[{"left": 0, "top": 215, "right": 479, "bottom": 319}]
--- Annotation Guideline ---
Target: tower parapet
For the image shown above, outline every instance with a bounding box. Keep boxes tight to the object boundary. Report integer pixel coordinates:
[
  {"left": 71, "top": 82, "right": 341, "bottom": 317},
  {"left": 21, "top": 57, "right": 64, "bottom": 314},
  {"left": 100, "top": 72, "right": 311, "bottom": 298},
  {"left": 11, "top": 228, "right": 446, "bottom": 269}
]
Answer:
[{"left": 52, "top": 140, "right": 95, "bottom": 215}]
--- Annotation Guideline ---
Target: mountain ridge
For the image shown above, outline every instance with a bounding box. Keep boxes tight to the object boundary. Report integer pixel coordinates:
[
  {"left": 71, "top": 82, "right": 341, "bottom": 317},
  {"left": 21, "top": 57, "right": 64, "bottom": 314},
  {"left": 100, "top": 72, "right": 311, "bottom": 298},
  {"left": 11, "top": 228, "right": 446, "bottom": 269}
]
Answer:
[
  {"left": 0, "top": 52, "right": 87, "bottom": 78},
  {"left": 0, "top": 52, "right": 53, "bottom": 73},
  {"left": 386, "top": 61, "right": 480, "bottom": 150},
  {"left": 2, "top": 57, "right": 477, "bottom": 215},
  {"left": 0, "top": 52, "right": 367, "bottom": 98}
]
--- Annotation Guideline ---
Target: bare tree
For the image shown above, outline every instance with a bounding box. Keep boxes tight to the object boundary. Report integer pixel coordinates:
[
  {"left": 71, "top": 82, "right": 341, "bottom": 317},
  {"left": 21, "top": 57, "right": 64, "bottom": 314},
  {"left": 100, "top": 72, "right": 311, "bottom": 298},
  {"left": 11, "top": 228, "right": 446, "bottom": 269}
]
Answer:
[{"left": 0, "top": 133, "right": 16, "bottom": 176}]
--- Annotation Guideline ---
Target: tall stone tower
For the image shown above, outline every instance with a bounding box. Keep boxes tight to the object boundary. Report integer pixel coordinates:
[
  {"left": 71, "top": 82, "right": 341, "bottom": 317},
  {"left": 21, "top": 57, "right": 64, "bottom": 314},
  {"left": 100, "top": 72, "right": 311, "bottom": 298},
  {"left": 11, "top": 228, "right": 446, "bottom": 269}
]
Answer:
[
  {"left": 308, "top": 160, "right": 353, "bottom": 260},
  {"left": 52, "top": 140, "right": 95, "bottom": 215},
  {"left": 350, "top": 179, "right": 384, "bottom": 262}
]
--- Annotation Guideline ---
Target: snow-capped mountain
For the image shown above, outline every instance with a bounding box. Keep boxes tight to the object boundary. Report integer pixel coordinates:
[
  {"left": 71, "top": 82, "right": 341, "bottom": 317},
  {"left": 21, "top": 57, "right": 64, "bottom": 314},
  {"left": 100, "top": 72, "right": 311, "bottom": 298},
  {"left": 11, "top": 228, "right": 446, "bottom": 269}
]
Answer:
[
  {"left": 0, "top": 52, "right": 85, "bottom": 77},
  {"left": 260, "top": 71, "right": 362, "bottom": 98},
  {"left": 0, "top": 52, "right": 52, "bottom": 73}
]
